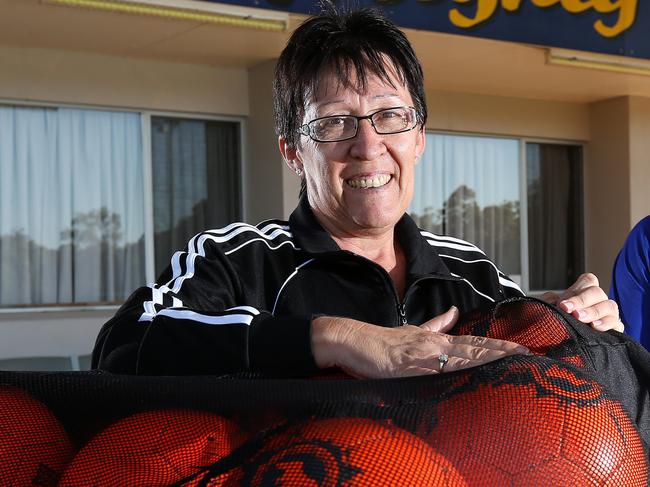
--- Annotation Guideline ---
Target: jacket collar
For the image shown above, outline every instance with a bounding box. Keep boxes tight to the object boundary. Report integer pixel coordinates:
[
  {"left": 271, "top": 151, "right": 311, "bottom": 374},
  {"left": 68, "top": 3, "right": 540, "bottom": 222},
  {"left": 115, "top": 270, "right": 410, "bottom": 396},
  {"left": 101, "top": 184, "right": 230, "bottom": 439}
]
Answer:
[{"left": 288, "top": 195, "right": 455, "bottom": 280}]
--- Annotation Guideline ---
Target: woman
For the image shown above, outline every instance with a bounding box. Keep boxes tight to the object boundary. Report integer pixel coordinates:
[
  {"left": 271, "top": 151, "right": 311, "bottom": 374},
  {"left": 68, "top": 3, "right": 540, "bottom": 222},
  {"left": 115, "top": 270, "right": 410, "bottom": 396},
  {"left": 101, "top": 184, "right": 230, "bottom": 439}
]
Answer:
[{"left": 93, "top": 7, "right": 622, "bottom": 378}]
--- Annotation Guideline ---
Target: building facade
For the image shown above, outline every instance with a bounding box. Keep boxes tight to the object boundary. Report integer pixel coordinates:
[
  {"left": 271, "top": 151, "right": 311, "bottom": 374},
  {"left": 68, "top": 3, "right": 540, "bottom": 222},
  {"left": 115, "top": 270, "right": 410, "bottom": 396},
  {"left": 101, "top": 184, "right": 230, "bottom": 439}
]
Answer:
[{"left": 1, "top": 0, "right": 649, "bottom": 364}]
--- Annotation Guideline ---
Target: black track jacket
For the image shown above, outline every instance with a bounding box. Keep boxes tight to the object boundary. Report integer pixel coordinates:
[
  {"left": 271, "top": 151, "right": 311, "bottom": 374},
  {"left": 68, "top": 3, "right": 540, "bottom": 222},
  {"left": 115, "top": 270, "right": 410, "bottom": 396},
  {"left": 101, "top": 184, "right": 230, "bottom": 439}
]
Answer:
[{"left": 93, "top": 196, "right": 524, "bottom": 375}]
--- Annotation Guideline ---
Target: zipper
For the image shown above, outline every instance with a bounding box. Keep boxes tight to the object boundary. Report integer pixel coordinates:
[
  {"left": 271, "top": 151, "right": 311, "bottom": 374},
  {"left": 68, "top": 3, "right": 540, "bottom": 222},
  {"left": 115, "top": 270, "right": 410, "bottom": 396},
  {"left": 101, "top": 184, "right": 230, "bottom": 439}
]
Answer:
[
  {"left": 340, "top": 251, "right": 449, "bottom": 327},
  {"left": 397, "top": 302, "right": 407, "bottom": 326},
  {"left": 398, "top": 276, "right": 448, "bottom": 326},
  {"left": 340, "top": 250, "right": 407, "bottom": 327},
  {"left": 329, "top": 250, "right": 464, "bottom": 328}
]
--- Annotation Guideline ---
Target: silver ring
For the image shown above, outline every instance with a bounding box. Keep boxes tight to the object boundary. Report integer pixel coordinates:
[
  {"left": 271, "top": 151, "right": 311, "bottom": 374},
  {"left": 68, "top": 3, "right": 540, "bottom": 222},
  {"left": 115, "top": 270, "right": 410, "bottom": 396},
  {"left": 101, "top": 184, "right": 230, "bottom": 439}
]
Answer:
[{"left": 438, "top": 353, "right": 449, "bottom": 372}]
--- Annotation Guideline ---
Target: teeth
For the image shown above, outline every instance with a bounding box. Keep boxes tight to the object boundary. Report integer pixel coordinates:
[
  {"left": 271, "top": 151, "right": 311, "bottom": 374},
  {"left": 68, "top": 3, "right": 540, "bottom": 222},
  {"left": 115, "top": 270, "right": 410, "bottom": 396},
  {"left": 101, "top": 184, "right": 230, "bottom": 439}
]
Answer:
[{"left": 347, "top": 174, "right": 391, "bottom": 189}]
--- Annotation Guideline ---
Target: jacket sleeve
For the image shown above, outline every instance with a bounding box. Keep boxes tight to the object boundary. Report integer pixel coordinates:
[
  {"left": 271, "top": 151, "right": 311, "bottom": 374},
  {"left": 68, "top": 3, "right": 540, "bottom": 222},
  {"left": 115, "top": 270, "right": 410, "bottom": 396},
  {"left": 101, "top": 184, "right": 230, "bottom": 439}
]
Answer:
[
  {"left": 499, "top": 273, "right": 526, "bottom": 299},
  {"left": 608, "top": 216, "right": 650, "bottom": 346},
  {"left": 92, "top": 238, "right": 318, "bottom": 376}
]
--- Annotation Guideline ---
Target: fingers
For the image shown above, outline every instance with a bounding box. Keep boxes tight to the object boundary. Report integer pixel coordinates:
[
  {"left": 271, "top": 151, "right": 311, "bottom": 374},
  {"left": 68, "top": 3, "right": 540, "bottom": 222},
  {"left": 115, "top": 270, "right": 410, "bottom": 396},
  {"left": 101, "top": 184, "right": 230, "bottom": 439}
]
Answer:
[
  {"left": 592, "top": 315, "right": 625, "bottom": 333},
  {"left": 544, "top": 273, "right": 623, "bottom": 333},
  {"left": 334, "top": 317, "right": 529, "bottom": 379},
  {"left": 446, "top": 334, "right": 528, "bottom": 354},
  {"left": 562, "top": 272, "right": 599, "bottom": 297},
  {"left": 539, "top": 291, "right": 561, "bottom": 306},
  {"left": 558, "top": 283, "right": 605, "bottom": 315},
  {"left": 403, "top": 335, "right": 530, "bottom": 376},
  {"left": 563, "top": 293, "right": 618, "bottom": 322},
  {"left": 419, "top": 313, "right": 529, "bottom": 375},
  {"left": 419, "top": 306, "right": 459, "bottom": 333},
  {"left": 557, "top": 273, "right": 604, "bottom": 316},
  {"left": 444, "top": 339, "right": 529, "bottom": 361},
  {"left": 554, "top": 273, "right": 623, "bottom": 332},
  {"left": 434, "top": 336, "right": 529, "bottom": 371},
  {"left": 557, "top": 273, "right": 599, "bottom": 310},
  {"left": 406, "top": 351, "right": 521, "bottom": 376}
]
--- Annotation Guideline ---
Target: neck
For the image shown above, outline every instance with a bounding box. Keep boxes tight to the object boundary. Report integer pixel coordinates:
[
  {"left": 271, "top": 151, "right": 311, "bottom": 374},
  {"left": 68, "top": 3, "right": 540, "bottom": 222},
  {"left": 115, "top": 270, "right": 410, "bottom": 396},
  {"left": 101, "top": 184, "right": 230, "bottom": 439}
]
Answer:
[{"left": 312, "top": 208, "right": 407, "bottom": 299}]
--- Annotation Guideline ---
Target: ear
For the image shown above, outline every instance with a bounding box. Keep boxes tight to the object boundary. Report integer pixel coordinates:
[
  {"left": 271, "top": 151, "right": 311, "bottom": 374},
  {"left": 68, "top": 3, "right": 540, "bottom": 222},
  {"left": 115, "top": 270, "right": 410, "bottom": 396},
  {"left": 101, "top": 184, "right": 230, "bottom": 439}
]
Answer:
[
  {"left": 414, "top": 126, "right": 426, "bottom": 164},
  {"left": 278, "top": 136, "right": 304, "bottom": 174}
]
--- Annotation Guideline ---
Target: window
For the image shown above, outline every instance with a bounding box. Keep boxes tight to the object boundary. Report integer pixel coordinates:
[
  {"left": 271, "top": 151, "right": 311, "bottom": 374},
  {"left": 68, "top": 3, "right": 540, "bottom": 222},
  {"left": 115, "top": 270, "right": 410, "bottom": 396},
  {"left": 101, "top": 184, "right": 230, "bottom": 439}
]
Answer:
[
  {"left": 409, "top": 133, "right": 583, "bottom": 293},
  {"left": 526, "top": 143, "right": 584, "bottom": 291},
  {"left": 0, "top": 105, "right": 241, "bottom": 308},
  {"left": 151, "top": 116, "right": 241, "bottom": 276}
]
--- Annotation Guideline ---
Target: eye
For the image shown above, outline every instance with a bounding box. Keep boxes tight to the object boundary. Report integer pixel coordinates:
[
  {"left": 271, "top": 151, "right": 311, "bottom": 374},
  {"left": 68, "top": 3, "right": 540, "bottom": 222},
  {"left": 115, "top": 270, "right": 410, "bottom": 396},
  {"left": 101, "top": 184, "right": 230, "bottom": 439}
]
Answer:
[
  {"left": 312, "top": 116, "right": 352, "bottom": 133},
  {"left": 377, "top": 108, "right": 403, "bottom": 120},
  {"left": 324, "top": 117, "right": 347, "bottom": 126}
]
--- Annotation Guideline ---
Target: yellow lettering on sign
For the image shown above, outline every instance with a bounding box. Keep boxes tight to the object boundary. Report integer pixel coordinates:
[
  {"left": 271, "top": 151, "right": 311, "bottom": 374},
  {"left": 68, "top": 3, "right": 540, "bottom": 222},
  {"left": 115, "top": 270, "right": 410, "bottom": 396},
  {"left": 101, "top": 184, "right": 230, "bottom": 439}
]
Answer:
[
  {"left": 594, "top": 0, "right": 637, "bottom": 37},
  {"left": 448, "top": 0, "right": 638, "bottom": 38},
  {"left": 449, "top": 0, "right": 498, "bottom": 28},
  {"left": 501, "top": 0, "right": 522, "bottom": 11}
]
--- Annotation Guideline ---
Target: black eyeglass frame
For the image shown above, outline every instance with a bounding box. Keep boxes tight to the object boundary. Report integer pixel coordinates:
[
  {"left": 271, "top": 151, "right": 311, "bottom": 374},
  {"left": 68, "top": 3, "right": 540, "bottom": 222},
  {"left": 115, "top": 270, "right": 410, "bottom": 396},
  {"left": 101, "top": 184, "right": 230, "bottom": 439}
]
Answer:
[{"left": 297, "top": 106, "right": 419, "bottom": 143}]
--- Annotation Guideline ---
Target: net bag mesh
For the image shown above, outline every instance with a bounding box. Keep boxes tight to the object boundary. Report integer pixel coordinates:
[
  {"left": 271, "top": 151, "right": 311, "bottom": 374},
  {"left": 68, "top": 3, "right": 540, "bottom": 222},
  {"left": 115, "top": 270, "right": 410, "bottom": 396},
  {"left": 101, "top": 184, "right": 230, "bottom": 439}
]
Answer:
[{"left": 0, "top": 297, "right": 648, "bottom": 486}]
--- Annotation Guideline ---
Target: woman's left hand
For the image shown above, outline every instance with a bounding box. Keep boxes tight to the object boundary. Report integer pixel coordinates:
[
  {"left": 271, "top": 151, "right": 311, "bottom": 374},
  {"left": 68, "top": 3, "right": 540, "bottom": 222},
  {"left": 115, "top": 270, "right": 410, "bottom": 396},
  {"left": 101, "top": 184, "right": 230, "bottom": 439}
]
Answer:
[{"left": 539, "top": 273, "right": 624, "bottom": 332}]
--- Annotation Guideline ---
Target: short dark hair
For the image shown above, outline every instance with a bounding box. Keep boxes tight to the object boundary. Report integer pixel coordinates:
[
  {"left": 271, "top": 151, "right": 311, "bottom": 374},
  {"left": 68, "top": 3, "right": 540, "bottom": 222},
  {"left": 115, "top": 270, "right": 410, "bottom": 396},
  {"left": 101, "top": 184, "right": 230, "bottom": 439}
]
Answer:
[{"left": 273, "top": 5, "right": 427, "bottom": 152}]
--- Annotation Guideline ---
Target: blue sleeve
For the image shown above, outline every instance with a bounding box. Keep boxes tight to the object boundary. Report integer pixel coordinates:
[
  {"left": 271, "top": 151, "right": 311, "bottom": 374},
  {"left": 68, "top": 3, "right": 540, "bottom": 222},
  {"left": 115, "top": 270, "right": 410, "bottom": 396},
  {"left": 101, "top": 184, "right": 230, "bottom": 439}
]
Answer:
[{"left": 609, "top": 216, "right": 650, "bottom": 349}]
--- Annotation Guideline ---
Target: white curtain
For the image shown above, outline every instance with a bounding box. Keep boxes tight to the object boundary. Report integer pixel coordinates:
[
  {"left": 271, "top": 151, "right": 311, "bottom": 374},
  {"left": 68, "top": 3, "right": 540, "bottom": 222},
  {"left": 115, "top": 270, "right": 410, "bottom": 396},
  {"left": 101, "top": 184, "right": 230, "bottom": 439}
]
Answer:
[
  {"left": 0, "top": 106, "right": 145, "bottom": 306},
  {"left": 409, "top": 133, "right": 521, "bottom": 278}
]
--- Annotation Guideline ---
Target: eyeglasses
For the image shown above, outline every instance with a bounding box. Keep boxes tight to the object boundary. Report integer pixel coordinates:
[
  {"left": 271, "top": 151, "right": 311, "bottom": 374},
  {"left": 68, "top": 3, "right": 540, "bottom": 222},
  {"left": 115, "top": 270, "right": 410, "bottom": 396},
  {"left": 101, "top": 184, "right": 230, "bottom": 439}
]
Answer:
[{"left": 298, "top": 106, "right": 418, "bottom": 143}]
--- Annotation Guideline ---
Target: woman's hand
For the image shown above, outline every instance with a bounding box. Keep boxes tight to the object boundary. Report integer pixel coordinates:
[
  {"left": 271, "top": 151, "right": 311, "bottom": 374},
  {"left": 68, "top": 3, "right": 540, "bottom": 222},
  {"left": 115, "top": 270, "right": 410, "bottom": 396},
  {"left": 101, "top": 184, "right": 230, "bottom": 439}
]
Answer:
[
  {"left": 311, "top": 308, "right": 529, "bottom": 379},
  {"left": 540, "top": 273, "right": 624, "bottom": 333}
]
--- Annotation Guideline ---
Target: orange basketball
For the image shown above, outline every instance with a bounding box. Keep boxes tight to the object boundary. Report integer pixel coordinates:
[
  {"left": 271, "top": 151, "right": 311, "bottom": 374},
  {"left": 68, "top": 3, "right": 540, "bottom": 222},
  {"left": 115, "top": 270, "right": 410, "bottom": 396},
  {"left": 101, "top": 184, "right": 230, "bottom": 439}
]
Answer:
[
  {"left": 59, "top": 409, "right": 246, "bottom": 486},
  {"left": 418, "top": 361, "right": 648, "bottom": 485},
  {"left": 0, "top": 385, "right": 75, "bottom": 486},
  {"left": 228, "top": 417, "right": 467, "bottom": 486}
]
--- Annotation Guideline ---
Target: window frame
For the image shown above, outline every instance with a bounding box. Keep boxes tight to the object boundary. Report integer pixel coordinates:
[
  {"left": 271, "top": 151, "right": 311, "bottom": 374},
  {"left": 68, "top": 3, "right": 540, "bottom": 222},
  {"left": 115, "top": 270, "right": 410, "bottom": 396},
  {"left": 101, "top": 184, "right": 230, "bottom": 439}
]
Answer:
[
  {"left": 422, "top": 130, "right": 586, "bottom": 295},
  {"left": 0, "top": 100, "right": 246, "bottom": 313}
]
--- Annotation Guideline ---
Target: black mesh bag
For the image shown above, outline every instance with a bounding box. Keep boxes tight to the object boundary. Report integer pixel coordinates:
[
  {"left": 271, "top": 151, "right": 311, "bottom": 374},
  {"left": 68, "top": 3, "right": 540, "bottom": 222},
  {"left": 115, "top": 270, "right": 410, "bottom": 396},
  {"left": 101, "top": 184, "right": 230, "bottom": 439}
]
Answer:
[{"left": 0, "top": 297, "right": 648, "bottom": 486}]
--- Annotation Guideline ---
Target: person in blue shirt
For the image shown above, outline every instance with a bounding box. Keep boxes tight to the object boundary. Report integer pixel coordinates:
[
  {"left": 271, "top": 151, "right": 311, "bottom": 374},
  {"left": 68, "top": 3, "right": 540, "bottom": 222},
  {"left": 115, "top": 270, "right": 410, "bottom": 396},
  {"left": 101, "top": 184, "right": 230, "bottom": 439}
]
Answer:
[{"left": 610, "top": 216, "right": 650, "bottom": 349}]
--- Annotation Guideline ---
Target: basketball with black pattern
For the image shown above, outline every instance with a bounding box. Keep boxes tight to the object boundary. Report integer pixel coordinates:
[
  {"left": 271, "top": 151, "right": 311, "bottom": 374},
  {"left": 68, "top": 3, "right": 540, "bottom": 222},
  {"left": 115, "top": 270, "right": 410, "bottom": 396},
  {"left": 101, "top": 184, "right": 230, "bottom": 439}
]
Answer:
[
  {"left": 221, "top": 417, "right": 467, "bottom": 486},
  {"left": 59, "top": 409, "right": 246, "bottom": 487},
  {"left": 0, "top": 385, "right": 75, "bottom": 487},
  {"left": 416, "top": 357, "right": 647, "bottom": 486}
]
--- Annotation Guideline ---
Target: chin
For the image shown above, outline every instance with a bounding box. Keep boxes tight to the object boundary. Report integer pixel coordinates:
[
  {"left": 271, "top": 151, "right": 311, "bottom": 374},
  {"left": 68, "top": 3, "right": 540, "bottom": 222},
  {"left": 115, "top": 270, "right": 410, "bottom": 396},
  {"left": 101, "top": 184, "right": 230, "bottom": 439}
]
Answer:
[{"left": 351, "top": 210, "right": 401, "bottom": 231}]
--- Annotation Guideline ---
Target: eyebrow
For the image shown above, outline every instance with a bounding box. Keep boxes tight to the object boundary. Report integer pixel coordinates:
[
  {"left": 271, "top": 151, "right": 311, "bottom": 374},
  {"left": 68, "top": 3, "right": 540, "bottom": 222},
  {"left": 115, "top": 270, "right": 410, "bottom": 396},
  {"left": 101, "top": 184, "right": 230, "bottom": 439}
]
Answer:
[{"left": 314, "top": 93, "right": 402, "bottom": 110}]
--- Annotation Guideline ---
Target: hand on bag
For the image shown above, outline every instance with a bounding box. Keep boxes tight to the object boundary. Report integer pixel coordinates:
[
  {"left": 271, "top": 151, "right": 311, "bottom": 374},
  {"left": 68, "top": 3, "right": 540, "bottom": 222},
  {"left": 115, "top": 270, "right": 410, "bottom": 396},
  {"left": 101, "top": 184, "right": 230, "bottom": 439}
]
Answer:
[
  {"left": 311, "top": 307, "right": 529, "bottom": 379},
  {"left": 540, "top": 273, "right": 624, "bottom": 333}
]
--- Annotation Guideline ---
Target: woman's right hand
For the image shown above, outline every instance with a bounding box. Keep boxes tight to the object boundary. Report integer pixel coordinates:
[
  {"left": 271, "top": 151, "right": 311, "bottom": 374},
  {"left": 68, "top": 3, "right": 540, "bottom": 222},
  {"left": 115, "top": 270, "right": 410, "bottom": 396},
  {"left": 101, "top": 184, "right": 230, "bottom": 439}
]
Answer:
[{"left": 311, "top": 308, "right": 530, "bottom": 379}]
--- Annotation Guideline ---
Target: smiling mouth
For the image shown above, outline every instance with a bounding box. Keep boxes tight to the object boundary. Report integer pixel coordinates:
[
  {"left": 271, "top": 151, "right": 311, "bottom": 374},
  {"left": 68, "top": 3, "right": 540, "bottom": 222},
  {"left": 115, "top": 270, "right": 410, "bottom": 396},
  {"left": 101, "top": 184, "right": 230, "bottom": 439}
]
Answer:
[{"left": 345, "top": 174, "right": 392, "bottom": 189}]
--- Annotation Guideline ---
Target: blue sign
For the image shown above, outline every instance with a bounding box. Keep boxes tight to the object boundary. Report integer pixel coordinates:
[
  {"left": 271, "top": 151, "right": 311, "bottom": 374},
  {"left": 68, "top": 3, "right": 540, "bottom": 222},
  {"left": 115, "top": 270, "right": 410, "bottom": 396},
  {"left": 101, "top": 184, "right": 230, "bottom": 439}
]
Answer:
[{"left": 207, "top": 0, "right": 649, "bottom": 60}]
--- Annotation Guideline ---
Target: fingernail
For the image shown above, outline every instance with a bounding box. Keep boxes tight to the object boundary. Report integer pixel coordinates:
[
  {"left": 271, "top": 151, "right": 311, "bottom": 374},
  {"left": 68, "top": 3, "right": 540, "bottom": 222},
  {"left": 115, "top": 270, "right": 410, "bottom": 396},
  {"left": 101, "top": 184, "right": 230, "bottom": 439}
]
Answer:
[
  {"left": 560, "top": 300, "right": 574, "bottom": 312},
  {"left": 592, "top": 320, "right": 602, "bottom": 328},
  {"left": 515, "top": 346, "right": 531, "bottom": 355},
  {"left": 576, "top": 309, "right": 587, "bottom": 320}
]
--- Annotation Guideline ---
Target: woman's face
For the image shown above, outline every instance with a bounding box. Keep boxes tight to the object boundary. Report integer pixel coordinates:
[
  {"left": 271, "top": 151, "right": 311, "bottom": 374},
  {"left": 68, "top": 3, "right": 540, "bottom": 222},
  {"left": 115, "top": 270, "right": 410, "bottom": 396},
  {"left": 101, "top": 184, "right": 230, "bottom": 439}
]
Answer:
[{"left": 288, "top": 64, "right": 425, "bottom": 238}]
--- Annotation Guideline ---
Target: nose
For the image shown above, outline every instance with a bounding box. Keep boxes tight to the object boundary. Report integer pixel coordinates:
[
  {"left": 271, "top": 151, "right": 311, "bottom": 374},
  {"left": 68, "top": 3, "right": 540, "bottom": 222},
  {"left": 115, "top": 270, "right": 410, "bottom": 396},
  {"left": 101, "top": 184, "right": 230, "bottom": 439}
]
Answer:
[{"left": 349, "top": 118, "right": 386, "bottom": 161}]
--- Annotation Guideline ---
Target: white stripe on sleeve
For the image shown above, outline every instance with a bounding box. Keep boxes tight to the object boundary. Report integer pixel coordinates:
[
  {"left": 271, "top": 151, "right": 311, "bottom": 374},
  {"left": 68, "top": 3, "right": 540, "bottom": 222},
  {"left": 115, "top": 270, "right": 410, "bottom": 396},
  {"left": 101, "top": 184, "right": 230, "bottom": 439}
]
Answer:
[
  {"left": 156, "top": 309, "right": 256, "bottom": 326},
  {"left": 449, "top": 272, "right": 496, "bottom": 303},
  {"left": 439, "top": 254, "right": 524, "bottom": 295}
]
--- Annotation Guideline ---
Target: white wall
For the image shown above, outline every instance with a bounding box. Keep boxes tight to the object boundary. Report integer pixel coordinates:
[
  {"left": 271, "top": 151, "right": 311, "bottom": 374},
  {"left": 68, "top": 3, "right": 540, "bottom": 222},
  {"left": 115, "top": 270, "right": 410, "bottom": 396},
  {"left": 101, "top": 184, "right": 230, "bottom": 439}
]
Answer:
[
  {"left": 0, "top": 309, "right": 113, "bottom": 360},
  {"left": 425, "top": 90, "right": 589, "bottom": 141},
  {"left": 0, "top": 45, "right": 248, "bottom": 115},
  {"left": 629, "top": 97, "right": 650, "bottom": 228},
  {"left": 245, "top": 60, "right": 285, "bottom": 223},
  {"left": 584, "top": 96, "right": 650, "bottom": 290}
]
